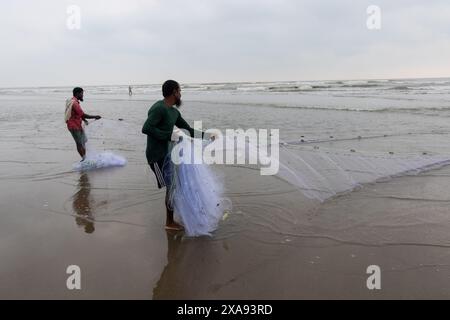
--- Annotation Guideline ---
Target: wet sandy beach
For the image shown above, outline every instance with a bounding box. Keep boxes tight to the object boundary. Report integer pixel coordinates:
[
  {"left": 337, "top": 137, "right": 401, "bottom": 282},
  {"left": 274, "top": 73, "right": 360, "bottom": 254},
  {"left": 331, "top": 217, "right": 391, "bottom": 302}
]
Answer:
[
  {"left": 1, "top": 86, "right": 450, "bottom": 299},
  {"left": 2, "top": 161, "right": 450, "bottom": 299}
]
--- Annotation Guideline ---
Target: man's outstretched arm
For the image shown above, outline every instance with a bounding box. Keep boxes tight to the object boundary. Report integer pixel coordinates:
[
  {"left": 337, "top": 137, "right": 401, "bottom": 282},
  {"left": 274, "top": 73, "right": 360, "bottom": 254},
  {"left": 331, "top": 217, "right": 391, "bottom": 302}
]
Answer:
[
  {"left": 82, "top": 114, "right": 101, "bottom": 120},
  {"left": 175, "top": 115, "right": 204, "bottom": 139}
]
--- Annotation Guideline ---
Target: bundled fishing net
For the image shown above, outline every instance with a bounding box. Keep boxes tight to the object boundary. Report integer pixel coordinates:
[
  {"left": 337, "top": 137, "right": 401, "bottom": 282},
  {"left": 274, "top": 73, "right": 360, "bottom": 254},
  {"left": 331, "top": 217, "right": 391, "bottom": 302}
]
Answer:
[
  {"left": 73, "top": 120, "right": 127, "bottom": 171},
  {"left": 167, "top": 133, "right": 231, "bottom": 237}
]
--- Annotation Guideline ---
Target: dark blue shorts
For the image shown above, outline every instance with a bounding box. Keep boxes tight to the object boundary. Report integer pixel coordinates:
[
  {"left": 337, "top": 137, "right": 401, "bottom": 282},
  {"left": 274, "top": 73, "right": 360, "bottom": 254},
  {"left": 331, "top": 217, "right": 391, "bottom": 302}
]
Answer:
[{"left": 149, "top": 154, "right": 173, "bottom": 189}]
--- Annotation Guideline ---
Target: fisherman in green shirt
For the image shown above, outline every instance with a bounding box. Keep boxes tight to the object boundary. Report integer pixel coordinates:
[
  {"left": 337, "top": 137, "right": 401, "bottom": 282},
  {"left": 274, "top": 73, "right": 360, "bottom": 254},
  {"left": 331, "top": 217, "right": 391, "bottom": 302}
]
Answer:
[{"left": 142, "top": 80, "right": 204, "bottom": 231}]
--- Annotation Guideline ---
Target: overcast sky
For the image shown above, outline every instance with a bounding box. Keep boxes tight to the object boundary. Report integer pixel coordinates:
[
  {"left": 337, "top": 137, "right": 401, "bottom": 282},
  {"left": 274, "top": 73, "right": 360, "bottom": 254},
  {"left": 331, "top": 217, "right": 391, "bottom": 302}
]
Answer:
[{"left": 1, "top": 0, "right": 450, "bottom": 87}]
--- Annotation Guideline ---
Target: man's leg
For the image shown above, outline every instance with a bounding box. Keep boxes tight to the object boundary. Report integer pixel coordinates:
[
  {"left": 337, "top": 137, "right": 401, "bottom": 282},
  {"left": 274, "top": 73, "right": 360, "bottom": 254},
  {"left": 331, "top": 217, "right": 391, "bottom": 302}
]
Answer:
[
  {"left": 150, "top": 158, "right": 184, "bottom": 231},
  {"left": 161, "top": 155, "right": 184, "bottom": 231},
  {"left": 70, "top": 130, "right": 87, "bottom": 160},
  {"left": 164, "top": 188, "right": 184, "bottom": 230},
  {"left": 165, "top": 188, "right": 174, "bottom": 224},
  {"left": 76, "top": 143, "right": 86, "bottom": 160}
]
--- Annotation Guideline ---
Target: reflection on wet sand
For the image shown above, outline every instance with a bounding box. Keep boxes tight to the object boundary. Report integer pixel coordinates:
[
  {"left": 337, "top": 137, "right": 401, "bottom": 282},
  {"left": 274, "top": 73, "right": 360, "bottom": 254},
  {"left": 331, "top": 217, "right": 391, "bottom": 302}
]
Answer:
[
  {"left": 152, "top": 231, "right": 220, "bottom": 300},
  {"left": 152, "top": 230, "right": 184, "bottom": 299},
  {"left": 72, "top": 173, "right": 95, "bottom": 234}
]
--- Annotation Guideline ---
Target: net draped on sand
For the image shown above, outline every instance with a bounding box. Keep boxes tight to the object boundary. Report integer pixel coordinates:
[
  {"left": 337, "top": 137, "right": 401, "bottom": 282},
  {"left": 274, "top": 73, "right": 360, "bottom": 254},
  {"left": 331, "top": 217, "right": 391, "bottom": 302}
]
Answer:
[
  {"left": 166, "top": 131, "right": 450, "bottom": 236},
  {"left": 276, "top": 144, "right": 450, "bottom": 202}
]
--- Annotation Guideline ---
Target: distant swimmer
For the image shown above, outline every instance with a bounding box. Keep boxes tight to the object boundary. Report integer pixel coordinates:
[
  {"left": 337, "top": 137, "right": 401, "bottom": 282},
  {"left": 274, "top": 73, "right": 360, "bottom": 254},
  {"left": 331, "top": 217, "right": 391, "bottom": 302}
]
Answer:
[
  {"left": 129, "top": 85, "right": 133, "bottom": 96},
  {"left": 65, "top": 87, "right": 102, "bottom": 161}
]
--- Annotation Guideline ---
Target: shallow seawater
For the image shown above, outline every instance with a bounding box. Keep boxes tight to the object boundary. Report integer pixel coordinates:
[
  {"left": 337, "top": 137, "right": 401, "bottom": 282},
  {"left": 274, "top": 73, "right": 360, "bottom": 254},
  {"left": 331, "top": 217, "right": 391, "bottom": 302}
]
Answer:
[{"left": 1, "top": 79, "right": 450, "bottom": 298}]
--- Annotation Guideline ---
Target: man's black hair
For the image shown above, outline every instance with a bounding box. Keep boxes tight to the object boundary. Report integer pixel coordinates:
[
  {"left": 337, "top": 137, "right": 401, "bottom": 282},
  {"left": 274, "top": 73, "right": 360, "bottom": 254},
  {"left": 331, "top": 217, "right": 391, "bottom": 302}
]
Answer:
[
  {"left": 73, "top": 87, "right": 84, "bottom": 96},
  {"left": 162, "top": 80, "right": 179, "bottom": 98}
]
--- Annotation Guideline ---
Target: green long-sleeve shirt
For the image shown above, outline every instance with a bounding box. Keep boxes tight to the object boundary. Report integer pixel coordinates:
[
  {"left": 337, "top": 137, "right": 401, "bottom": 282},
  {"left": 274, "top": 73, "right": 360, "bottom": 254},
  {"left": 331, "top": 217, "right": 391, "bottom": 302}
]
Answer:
[{"left": 142, "top": 100, "right": 201, "bottom": 163}]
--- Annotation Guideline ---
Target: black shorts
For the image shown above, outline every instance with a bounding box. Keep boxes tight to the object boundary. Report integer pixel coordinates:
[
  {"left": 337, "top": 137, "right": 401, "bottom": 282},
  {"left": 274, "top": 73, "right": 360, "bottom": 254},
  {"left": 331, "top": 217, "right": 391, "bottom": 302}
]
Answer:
[{"left": 149, "top": 154, "right": 173, "bottom": 189}]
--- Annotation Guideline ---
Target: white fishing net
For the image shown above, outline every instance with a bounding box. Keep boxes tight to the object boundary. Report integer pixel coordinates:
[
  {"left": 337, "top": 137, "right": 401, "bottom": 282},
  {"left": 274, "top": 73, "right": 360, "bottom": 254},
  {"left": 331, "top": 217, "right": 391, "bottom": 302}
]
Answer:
[
  {"left": 168, "top": 134, "right": 232, "bottom": 237},
  {"left": 73, "top": 120, "right": 127, "bottom": 171},
  {"left": 277, "top": 145, "right": 450, "bottom": 202},
  {"left": 166, "top": 130, "right": 450, "bottom": 237}
]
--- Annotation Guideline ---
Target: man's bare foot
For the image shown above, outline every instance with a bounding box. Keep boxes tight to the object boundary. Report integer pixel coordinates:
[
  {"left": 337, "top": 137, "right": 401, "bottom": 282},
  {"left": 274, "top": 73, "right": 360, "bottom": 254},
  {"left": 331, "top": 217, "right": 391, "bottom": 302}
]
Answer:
[{"left": 165, "top": 222, "right": 184, "bottom": 231}]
